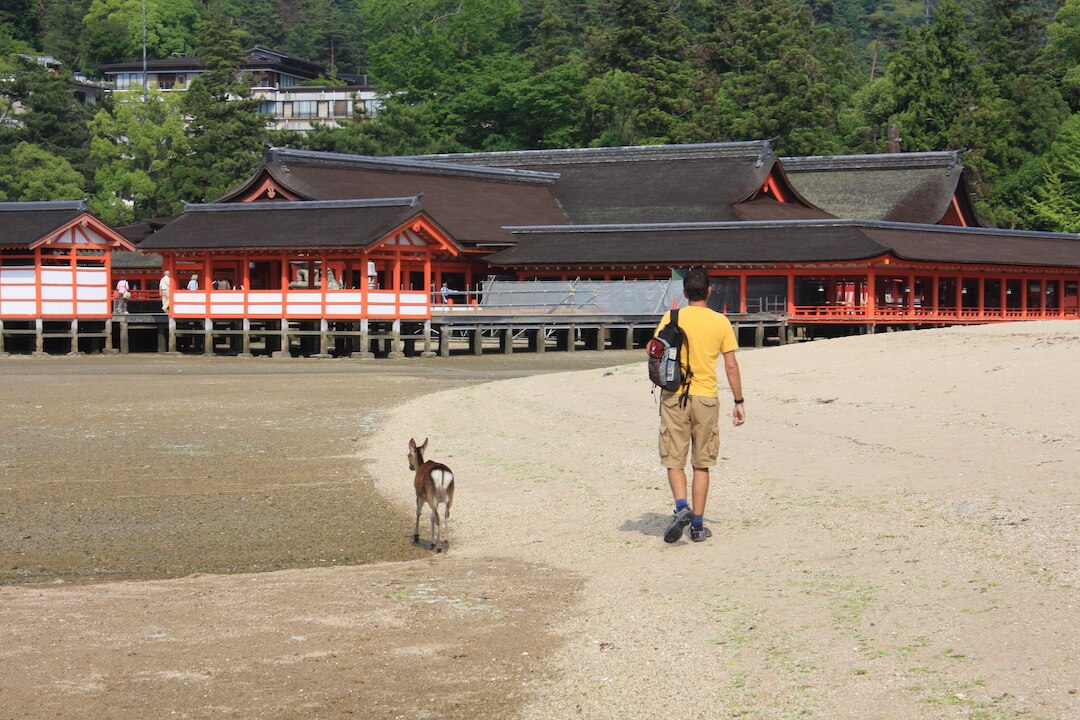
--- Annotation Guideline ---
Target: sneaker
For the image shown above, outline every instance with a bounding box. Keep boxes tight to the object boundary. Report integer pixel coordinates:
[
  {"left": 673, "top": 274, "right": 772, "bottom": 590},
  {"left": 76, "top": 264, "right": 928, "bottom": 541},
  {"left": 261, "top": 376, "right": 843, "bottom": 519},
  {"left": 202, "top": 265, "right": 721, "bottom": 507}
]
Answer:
[
  {"left": 689, "top": 525, "right": 713, "bottom": 543},
  {"left": 663, "top": 506, "right": 693, "bottom": 543}
]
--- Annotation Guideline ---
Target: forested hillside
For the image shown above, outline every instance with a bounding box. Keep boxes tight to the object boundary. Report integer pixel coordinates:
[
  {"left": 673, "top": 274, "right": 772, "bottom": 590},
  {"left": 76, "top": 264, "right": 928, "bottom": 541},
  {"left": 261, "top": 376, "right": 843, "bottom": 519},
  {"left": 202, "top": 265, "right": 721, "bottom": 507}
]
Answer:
[{"left": 2, "top": 0, "right": 1078, "bottom": 232}]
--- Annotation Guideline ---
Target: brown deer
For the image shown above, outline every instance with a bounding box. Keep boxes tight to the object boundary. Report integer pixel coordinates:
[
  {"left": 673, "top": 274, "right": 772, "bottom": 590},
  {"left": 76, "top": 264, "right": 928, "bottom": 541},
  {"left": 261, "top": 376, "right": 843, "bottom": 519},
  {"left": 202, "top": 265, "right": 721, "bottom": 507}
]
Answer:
[{"left": 407, "top": 437, "right": 455, "bottom": 552}]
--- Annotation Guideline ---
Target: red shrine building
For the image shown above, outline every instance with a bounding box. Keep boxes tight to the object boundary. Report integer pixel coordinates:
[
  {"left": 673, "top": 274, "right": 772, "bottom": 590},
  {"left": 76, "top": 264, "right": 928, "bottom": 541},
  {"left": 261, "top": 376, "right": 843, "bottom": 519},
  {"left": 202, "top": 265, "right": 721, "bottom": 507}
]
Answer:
[
  {"left": 0, "top": 201, "right": 135, "bottom": 354},
  {"left": 5, "top": 141, "right": 1079, "bottom": 356}
]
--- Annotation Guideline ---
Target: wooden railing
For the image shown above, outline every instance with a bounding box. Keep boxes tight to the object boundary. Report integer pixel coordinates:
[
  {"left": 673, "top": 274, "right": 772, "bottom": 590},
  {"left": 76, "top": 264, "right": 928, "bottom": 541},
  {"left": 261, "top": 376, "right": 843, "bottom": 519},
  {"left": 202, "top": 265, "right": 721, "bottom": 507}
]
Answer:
[
  {"left": 792, "top": 304, "right": 1079, "bottom": 322},
  {"left": 170, "top": 288, "right": 430, "bottom": 320}
]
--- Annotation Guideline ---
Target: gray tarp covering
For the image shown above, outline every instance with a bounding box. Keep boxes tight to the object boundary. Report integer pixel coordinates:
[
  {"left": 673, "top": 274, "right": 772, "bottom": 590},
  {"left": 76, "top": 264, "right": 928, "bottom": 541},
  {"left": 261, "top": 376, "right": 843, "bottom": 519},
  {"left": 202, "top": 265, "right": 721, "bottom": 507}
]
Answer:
[{"left": 478, "top": 279, "right": 680, "bottom": 314}]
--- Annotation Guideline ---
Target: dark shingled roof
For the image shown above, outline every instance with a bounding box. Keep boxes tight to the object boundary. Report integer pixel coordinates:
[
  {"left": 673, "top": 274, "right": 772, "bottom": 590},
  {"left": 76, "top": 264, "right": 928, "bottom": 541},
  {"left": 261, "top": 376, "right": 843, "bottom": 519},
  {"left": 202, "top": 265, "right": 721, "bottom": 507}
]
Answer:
[
  {"left": 139, "top": 198, "right": 444, "bottom": 251},
  {"left": 0, "top": 201, "right": 88, "bottom": 248},
  {"left": 111, "top": 250, "right": 163, "bottom": 269},
  {"left": 116, "top": 216, "right": 177, "bottom": 245},
  {"left": 781, "top": 152, "right": 980, "bottom": 225},
  {"left": 217, "top": 149, "right": 567, "bottom": 246},
  {"left": 489, "top": 221, "right": 1080, "bottom": 269},
  {"left": 405, "top": 142, "right": 805, "bottom": 224},
  {"left": 864, "top": 226, "right": 1080, "bottom": 267}
]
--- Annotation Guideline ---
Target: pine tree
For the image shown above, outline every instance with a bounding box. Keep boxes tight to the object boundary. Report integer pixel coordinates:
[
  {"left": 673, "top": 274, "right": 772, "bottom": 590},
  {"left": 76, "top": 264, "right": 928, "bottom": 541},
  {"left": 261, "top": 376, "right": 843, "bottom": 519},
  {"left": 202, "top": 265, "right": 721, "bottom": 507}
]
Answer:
[
  {"left": 40, "top": 0, "right": 93, "bottom": 71},
  {"left": 0, "top": 60, "right": 93, "bottom": 180},
  {"left": 1047, "top": 0, "right": 1080, "bottom": 111},
  {"left": 526, "top": 0, "right": 574, "bottom": 72},
  {"left": 583, "top": 0, "right": 700, "bottom": 144},
  {"left": 698, "top": 0, "right": 858, "bottom": 154},
  {"left": 167, "top": 16, "right": 267, "bottom": 203},
  {"left": 1028, "top": 113, "right": 1080, "bottom": 232}
]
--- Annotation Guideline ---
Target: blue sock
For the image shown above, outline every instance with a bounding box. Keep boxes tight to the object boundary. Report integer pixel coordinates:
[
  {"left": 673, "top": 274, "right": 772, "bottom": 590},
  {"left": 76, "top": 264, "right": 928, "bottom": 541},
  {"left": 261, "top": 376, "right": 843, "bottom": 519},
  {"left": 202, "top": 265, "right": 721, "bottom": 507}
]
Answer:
[
  {"left": 675, "top": 498, "right": 689, "bottom": 513},
  {"left": 691, "top": 515, "right": 703, "bottom": 530}
]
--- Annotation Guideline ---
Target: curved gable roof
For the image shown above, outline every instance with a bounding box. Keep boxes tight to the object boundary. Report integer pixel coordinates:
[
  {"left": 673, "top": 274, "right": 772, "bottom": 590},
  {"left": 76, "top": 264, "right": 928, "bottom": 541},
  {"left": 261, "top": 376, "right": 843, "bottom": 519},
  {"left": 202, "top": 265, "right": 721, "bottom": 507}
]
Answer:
[
  {"left": 0, "top": 201, "right": 134, "bottom": 250},
  {"left": 407, "top": 142, "right": 802, "bottom": 224},
  {"left": 139, "top": 198, "right": 455, "bottom": 252},
  {"left": 781, "top": 152, "right": 980, "bottom": 226},
  {"left": 216, "top": 149, "right": 567, "bottom": 246}
]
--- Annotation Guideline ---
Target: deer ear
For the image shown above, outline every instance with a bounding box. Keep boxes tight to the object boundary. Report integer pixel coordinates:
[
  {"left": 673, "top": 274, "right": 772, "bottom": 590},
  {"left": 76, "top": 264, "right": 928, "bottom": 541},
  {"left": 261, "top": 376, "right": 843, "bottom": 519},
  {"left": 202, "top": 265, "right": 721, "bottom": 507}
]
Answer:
[
  {"left": 421, "top": 437, "right": 429, "bottom": 451},
  {"left": 409, "top": 438, "right": 416, "bottom": 449}
]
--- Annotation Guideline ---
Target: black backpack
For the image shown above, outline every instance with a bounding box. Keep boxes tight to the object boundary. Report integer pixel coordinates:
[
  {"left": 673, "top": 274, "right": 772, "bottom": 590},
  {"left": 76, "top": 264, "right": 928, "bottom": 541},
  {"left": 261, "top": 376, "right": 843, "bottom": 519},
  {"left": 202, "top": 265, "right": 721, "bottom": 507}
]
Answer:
[{"left": 646, "top": 308, "right": 693, "bottom": 403}]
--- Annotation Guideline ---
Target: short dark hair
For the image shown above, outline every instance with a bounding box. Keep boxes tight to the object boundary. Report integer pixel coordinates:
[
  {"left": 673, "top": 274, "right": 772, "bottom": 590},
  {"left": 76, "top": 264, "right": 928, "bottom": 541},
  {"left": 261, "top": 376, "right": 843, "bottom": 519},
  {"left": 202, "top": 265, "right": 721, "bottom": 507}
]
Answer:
[{"left": 683, "top": 268, "right": 710, "bottom": 301}]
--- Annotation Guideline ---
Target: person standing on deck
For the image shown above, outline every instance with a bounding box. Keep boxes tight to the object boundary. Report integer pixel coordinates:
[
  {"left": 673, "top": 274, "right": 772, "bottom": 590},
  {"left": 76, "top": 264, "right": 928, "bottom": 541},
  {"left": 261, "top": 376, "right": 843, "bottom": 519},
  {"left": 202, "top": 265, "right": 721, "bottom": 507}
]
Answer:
[
  {"left": 656, "top": 268, "right": 746, "bottom": 543},
  {"left": 159, "top": 270, "right": 172, "bottom": 312},
  {"left": 115, "top": 277, "right": 130, "bottom": 314}
]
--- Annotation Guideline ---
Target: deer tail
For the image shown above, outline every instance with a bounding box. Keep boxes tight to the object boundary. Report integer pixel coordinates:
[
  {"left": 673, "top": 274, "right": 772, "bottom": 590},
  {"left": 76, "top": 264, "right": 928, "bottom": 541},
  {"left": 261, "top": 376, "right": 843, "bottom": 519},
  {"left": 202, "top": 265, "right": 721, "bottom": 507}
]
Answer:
[{"left": 430, "top": 466, "right": 454, "bottom": 492}]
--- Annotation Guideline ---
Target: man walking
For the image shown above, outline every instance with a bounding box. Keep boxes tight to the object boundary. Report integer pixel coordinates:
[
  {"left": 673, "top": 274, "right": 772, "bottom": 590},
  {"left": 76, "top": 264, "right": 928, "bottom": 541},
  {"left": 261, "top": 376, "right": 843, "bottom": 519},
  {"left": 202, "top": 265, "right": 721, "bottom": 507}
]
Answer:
[{"left": 656, "top": 268, "right": 746, "bottom": 543}]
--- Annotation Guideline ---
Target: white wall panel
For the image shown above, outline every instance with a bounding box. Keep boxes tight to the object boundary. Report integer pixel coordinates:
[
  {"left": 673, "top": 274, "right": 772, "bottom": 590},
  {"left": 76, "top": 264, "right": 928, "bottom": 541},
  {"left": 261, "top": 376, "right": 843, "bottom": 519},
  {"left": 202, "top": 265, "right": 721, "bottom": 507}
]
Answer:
[
  {"left": 0, "top": 300, "right": 35, "bottom": 314},
  {"left": 76, "top": 286, "right": 108, "bottom": 300},
  {"left": 41, "top": 269, "right": 74, "bottom": 284},
  {"left": 42, "top": 286, "right": 74, "bottom": 300},
  {"left": 2, "top": 285, "right": 36, "bottom": 299},
  {"left": 77, "top": 269, "right": 107, "bottom": 283},
  {"left": 1, "top": 268, "right": 36, "bottom": 284}
]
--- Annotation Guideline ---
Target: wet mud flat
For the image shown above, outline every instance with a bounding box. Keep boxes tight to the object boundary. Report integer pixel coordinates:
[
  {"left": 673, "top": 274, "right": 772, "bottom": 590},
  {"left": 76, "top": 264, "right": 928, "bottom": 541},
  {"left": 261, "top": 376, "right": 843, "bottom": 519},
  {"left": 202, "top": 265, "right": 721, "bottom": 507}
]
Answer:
[{"left": 0, "top": 351, "right": 639, "bottom": 586}]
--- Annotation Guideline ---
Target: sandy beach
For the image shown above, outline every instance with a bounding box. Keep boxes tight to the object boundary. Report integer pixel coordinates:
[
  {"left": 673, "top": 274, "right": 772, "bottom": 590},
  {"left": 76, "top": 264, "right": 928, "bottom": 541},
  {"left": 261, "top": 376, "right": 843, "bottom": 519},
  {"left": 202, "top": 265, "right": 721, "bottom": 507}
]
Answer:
[{"left": 1, "top": 323, "right": 1077, "bottom": 719}]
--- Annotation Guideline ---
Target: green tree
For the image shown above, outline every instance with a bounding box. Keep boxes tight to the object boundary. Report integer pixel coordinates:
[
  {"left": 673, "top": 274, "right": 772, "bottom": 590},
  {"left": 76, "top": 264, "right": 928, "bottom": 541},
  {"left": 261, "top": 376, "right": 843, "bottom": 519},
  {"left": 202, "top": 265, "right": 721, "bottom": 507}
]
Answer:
[
  {"left": 296, "top": 95, "right": 462, "bottom": 155},
  {"left": 526, "top": 0, "right": 574, "bottom": 72},
  {"left": 284, "top": 0, "right": 365, "bottom": 76},
  {"left": 84, "top": 0, "right": 204, "bottom": 64},
  {"left": 0, "top": 60, "right": 93, "bottom": 178},
  {"left": 1047, "top": 0, "right": 1080, "bottom": 111},
  {"left": 88, "top": 86, "right": 187, "bottom": 223},
  {"left": 877, "top": 0, "right": 1005, "bottom": 194},
  {"left": 40, "top": 0, "right": 93, "bottom": 71},
  {"left": 214, "top": 0, "right": 289, "bottom": 49},
  {"left": 167, "top": 15, "right": 267, "bottom": 203},
  {"left": 360, "top": 0, "right": 521, "bottom": 98},
  {"left": 698, "top": 0, "right": 858, "bottom": 154},
  {"left": 1027, "top": 113, "right": 1080, "bottom": 232},
  {"left": 0, "top": 141, "right": 86, "bottom": 201},
  {"left": 583, "top": 0, "right": 700, "bottom": 144},
  {"left": 0, "top": 0, "right": 40, "bottom": 45}
]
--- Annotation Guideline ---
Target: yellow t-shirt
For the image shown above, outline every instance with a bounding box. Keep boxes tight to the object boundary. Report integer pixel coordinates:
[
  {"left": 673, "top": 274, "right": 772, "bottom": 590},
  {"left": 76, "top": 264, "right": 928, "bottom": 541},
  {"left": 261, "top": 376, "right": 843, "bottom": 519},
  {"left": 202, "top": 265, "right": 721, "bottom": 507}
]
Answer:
[{"left": 655, "top": 305, "right": 738, "bottom": 397}]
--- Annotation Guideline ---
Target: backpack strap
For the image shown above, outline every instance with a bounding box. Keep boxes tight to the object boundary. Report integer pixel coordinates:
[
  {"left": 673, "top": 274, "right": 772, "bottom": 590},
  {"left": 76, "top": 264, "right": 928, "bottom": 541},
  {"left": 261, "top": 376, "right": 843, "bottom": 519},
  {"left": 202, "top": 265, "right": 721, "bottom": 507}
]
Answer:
[{"left": 671, "top": 310, "right": 694, "bottom": 408}]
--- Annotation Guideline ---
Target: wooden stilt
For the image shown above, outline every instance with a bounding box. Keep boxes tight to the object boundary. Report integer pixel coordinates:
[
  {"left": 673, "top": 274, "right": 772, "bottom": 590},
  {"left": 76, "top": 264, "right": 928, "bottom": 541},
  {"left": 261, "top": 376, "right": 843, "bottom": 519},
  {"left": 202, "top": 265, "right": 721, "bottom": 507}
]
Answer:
[
  {"left": 241, "top": 318, "right": 252, "bottom": 357},
  {"left": 352, "top": 319, "right": 374, "bottom": 359},
  {"left": 34, "top": 318, "right": 45, "bottom": 356},
  {"left": 272, "top": 318, "right": 289, "bottom": 358},
  {"left": 421, "top": 320, "right": 436, "bottom": 357},
  {"left": 318, "top": 318, "right": 330, "bottom": 358},
  {"left": 167, "top": 317, "right": 177, "bottom": 353},
  {"left": 438, "top": 323, "right": 450, "bottom": 358},
  {"left": 389, "top": 319, "right": 404, "bottom": 359}
]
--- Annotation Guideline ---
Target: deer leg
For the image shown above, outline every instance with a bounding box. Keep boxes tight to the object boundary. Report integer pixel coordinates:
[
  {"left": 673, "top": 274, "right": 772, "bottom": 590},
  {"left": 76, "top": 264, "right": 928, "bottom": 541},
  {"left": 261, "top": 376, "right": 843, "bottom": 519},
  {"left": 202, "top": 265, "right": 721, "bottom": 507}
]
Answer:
[
  {"left": 443, "top": 487, "right": 453, "bottom": 551},
  {"left": 413, "top": 495, "right": 423, "bottom": 545},
  {"left": 429, "top": 508, "right": 440, "bottom": 551}
]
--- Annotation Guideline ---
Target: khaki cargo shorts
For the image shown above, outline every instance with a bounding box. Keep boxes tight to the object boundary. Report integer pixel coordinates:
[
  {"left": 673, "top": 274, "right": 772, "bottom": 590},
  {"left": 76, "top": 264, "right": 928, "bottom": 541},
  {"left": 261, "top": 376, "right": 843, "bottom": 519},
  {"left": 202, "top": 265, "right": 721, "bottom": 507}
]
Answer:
[{"left": 659, "top": 394, "right": 721, "bottom": 468}]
